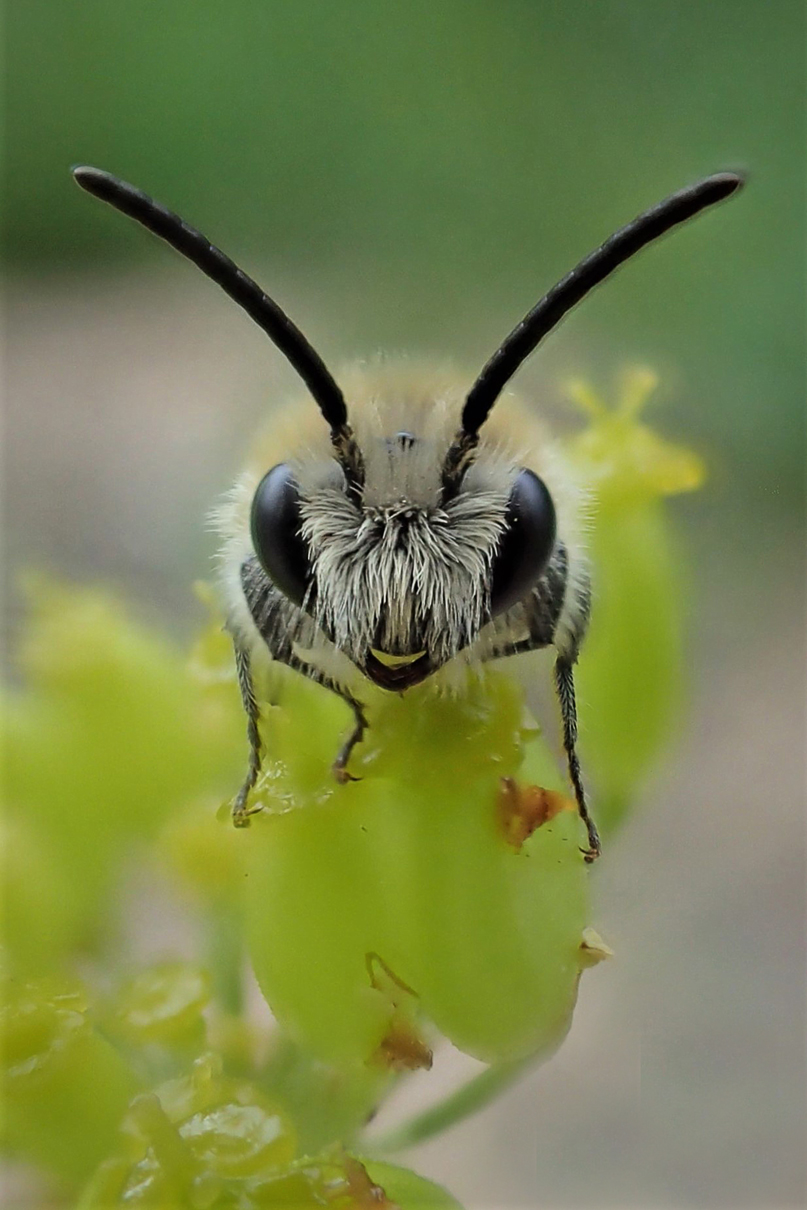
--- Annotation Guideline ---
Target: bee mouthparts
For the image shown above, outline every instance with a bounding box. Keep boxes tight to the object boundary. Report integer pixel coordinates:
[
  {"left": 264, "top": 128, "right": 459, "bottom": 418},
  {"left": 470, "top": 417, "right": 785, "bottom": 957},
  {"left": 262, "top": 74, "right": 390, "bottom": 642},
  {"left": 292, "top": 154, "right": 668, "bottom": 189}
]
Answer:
[{"left": 370, "top": 649, "right": 427, "bottom": 669}]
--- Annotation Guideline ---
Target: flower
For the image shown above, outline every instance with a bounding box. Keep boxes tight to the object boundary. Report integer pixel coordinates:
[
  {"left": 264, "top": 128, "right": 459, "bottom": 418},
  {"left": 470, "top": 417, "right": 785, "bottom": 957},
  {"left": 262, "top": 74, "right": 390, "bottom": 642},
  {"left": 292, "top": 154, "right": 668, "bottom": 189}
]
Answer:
[{"left": 566, "top": 370, "right": 705, "bottom": 829}]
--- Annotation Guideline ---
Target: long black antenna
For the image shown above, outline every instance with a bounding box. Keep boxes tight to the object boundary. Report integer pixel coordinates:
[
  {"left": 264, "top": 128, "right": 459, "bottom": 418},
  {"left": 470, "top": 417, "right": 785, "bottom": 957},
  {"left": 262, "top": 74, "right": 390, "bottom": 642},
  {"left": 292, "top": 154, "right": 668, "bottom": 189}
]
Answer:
[
  {"left": 72, "top": 166, "right": 352, "bottom": 446},
  {"left": 461, "top": 171, "right": 745, "bottom": 440}
]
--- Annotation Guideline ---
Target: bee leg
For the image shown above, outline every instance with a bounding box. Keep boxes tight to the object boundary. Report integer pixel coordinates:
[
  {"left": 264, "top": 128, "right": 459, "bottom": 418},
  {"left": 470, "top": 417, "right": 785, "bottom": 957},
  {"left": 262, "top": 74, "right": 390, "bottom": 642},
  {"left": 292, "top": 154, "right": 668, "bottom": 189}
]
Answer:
[
  {"left": 238, "top": 556, "right": 370, "bottom": 789},
  {"left": 231, "top": 641, "right": 264, "bottom": 827},
  {"left": 332, "top": 694, "right": 369, "bottom": 784},
  {"left": 553, "top": 656, "right": 600, "bottom": 862},
  {"left": 483, "top": 544, "right": 601, "bottom": 861}
]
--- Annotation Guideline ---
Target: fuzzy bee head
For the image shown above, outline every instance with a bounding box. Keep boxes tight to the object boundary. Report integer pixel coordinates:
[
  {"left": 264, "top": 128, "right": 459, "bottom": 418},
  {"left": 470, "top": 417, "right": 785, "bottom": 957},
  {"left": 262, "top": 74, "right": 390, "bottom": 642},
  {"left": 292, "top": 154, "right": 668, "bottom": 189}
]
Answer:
[{"left": 248, "top": 396, "right": 558, "bottom": 687}]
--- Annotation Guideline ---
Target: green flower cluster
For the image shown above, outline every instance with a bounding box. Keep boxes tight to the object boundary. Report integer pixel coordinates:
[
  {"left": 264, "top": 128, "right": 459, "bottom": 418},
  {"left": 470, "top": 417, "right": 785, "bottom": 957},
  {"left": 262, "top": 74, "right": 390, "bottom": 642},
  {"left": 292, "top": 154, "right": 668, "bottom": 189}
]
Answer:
[
  {"left": 1, "top": 374, "right": 700, "bottom": 1207},
  {"left": 3, "top": 967, "right": 458, "bottom": 1207}
]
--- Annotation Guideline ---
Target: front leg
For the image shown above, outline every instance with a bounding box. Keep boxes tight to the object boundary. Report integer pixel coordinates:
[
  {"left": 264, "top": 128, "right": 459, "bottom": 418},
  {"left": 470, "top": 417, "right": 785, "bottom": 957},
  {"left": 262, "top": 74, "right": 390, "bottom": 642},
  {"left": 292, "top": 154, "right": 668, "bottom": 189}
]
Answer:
[
  {"left": 231, "top": 641, "right": 263, "bottom": 827},
  {"left": 233, "top": 557, "right": 371, "bottom": 821},
  {"left": 231, "top": 639, "right": 369, "bottom": 821},
  {"left": 332, "top": 694, "right": 369, "bottom": 783},
  {"left": 553, "top": 655, "right": 600, "bottom": 862}
]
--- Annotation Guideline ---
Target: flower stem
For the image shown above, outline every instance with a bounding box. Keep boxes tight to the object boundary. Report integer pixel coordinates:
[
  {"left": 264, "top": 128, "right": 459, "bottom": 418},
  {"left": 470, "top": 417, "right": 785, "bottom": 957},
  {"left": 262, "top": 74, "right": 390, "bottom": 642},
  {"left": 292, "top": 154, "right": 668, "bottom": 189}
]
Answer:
[
  {"left": 206, "top": 902, "right": 243, "bottom": 1015},
  {"left": 365, "top": 1054, "right": 536, "bottom": 1154}
]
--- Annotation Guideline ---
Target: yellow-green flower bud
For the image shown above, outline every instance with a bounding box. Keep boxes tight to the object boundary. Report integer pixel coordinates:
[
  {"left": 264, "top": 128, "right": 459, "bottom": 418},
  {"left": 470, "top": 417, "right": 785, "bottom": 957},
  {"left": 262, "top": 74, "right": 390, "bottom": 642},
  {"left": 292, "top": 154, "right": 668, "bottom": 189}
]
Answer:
[
  {"left": 78, "top": 1053, "right": 297, "bottom": 1208},
  {"left": 80, "top": 1142, "right": 462, "bottom": 1209},
  {"left": 241, "top": 669, "right": 591, "bottom": 1067},
  {"left": 1, "top": 976, "right": 141, "bottom": 1186},
  {"left": 2, "top": 578, "right": 243, "bottom": 962},
  {"left": 565, "top": 371, "right": 705, "bottom": 831},
  {"left": 106, "top": 963, "right": 212, "bottom": 1055}
]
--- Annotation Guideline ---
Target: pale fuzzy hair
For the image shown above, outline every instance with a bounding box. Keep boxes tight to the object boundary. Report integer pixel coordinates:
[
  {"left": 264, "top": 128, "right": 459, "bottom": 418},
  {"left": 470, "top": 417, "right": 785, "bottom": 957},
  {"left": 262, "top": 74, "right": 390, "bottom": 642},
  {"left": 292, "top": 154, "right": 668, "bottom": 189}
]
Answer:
[{"left": 212, "top": 360, "right": 591, "bottom": 697}]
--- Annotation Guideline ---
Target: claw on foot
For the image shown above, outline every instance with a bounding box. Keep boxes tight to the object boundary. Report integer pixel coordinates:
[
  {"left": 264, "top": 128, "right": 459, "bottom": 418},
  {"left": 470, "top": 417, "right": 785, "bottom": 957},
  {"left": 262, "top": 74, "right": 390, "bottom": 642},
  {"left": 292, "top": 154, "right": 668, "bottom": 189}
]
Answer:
[
  {"left": 581, "top": 820, "right": 602, "bottom": 863},
  {"left": 332, "top": 763, "right": 361, "bottom": 785},
  {"left": 231, "top": 800, "right": 263, "bottom": 828}
]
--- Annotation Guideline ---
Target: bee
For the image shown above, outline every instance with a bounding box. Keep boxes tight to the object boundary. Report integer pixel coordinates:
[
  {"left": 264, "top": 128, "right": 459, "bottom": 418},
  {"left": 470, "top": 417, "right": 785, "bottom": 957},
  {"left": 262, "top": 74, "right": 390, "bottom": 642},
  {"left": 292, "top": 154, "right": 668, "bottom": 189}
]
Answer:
[{"left": 73, "top": 165, "right": 743, "bottom": 861}]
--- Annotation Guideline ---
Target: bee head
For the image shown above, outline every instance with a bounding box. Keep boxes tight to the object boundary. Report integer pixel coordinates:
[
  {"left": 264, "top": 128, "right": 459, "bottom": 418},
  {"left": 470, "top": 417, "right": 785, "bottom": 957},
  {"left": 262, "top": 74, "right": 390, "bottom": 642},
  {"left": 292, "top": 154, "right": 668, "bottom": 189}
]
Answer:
[{"left": 250, "top": 416, "right": 557, "bottom": 687}]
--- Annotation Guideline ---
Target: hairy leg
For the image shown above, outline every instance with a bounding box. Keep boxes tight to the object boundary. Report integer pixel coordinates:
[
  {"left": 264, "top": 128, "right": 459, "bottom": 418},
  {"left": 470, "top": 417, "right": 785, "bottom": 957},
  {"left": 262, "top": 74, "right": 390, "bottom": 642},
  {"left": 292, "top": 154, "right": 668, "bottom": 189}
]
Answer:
[
  {"left": 481, "top": 545, "right": 600, "bottom": 860},
  {"left": 231, "top": 642, "right": 264, "bottom": 827}
]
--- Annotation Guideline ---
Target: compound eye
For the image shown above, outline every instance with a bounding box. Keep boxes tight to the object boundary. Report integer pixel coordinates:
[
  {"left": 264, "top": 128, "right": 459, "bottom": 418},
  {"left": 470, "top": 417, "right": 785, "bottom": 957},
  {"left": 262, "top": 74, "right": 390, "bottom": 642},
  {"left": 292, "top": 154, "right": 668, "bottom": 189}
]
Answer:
[
  {"left": 490, "top": 468, "right": 557, "bottom": 617},
  {"left": 250, "top": 463, "right": 312, "bottom": 607}
]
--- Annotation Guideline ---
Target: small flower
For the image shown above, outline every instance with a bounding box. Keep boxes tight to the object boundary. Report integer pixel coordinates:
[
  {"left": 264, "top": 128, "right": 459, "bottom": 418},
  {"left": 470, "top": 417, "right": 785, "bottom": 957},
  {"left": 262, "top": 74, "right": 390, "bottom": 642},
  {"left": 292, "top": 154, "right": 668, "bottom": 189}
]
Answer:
[
  {"left": 2, "top": 577, "right": 242, "bottom": 965},
  {"left": 566, "top": 367, "right": 705, "bottom": 505},
  {"left": 1, "top": 975, "right": 141, "bottom": 1186},
  {"left": 77, "top": 1053, "right": 459, "bottom": 1209},
  {"left": 563, "top": 371, "right": 706, "bottom": 831}
]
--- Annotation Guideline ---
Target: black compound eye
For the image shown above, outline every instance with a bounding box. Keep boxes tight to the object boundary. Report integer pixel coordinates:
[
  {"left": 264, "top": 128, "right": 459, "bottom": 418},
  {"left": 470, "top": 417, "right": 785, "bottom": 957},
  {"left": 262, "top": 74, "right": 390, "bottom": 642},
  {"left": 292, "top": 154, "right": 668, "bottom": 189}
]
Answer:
[
  {"left": 250, "top": 463, "right": 312, "bottom": 607},
  {"left": 490, "top": 468, "right": 557, "bottom": 617}
]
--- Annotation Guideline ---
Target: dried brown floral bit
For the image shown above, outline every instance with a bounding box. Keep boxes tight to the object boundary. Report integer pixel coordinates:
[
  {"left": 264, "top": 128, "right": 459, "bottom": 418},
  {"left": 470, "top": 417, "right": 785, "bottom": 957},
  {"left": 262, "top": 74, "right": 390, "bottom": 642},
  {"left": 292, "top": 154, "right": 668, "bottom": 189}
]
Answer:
[
  {"left": 579, "top": 927, "right": 614, "bottom": 967},
  {"left": 365, "top": 953, "right": 433, "bottom": 1072},
  {"left": 341, "top": 1154, "right": 400, "bottom": 1208},
  {"left": 365, "top": 952, "right": 419, "bottom": 1000},
  {"left": 373, "top": 1019, "right": 434, "bottom": 1073},
  {"left": 496, "top": 776, "right": 575, "bottom": 850}
]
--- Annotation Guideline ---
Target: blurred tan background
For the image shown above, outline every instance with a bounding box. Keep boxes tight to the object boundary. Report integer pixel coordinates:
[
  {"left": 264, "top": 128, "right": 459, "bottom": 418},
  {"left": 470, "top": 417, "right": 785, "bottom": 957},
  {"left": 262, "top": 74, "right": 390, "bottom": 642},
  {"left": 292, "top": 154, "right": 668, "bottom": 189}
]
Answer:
[{"left": 4, "top": 2, "right": 805, "bottom": 1207}]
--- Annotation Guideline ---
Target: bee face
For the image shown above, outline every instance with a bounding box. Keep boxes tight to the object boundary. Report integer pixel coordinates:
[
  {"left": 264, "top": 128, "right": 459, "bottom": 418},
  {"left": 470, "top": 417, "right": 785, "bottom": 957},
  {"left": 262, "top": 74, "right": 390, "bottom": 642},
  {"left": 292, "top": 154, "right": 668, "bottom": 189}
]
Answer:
[{"left": 247, "top": 393, "right": 559, "bottom": 690}]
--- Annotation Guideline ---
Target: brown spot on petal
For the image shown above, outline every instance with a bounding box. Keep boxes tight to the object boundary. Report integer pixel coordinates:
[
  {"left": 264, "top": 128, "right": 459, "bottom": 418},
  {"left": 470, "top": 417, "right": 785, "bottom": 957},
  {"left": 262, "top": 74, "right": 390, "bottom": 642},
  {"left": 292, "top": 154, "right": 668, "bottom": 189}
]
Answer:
[{"left": 496, "top": 776, "right": 575, "bottom": 850}]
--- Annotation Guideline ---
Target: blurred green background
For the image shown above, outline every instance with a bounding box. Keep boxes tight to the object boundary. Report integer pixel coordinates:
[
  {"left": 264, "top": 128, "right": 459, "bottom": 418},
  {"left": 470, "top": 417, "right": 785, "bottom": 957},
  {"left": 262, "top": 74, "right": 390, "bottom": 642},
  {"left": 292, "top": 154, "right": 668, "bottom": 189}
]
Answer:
[
  {"left": 4, "top": 3, "right": 805, "bottom": 1208},
  {"left": 6, "top": 0, "right": 804, "bottom": 502}
]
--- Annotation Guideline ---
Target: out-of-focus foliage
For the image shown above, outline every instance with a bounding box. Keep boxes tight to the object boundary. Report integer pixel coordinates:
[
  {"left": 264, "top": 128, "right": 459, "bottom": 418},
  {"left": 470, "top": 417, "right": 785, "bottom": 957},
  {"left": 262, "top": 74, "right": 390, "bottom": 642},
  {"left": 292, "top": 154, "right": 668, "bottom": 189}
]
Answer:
[
  {"left": 2, "top": 968, "right": 460, "bottom": 1209},
  {"left": 2, "top": 578, "right": 243, "bottom": 969},
  {"left": 4, "top": 1, "right": 804, "bottom": 511},
  {"left": 2, "top": 976, "right": 142, "bottom": 1186}
]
